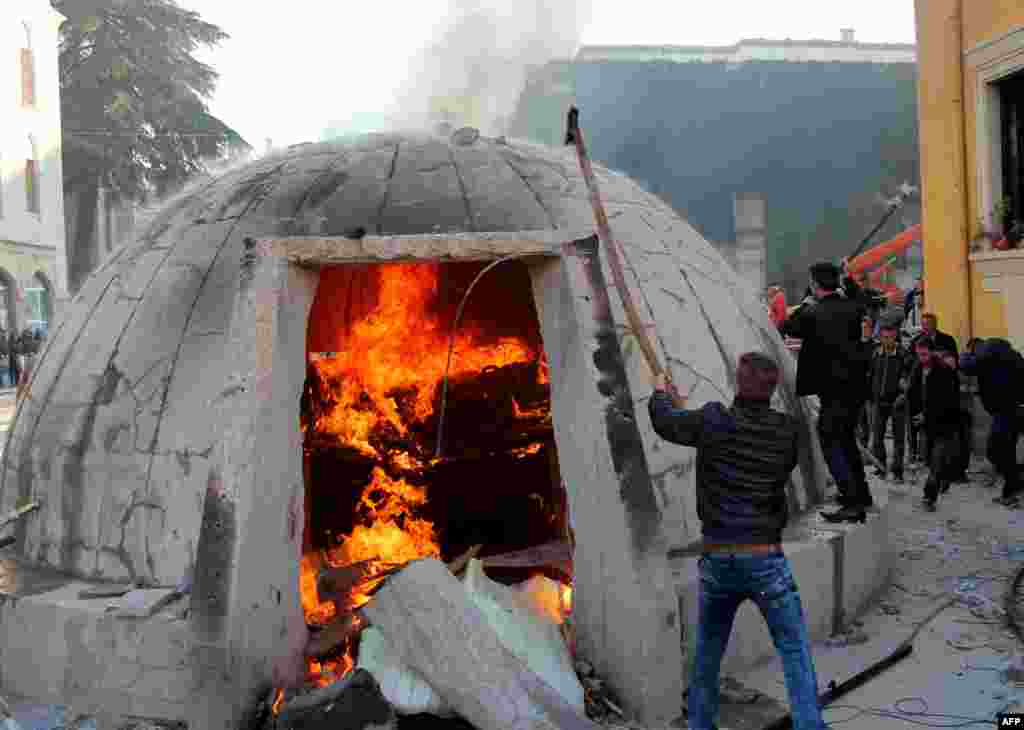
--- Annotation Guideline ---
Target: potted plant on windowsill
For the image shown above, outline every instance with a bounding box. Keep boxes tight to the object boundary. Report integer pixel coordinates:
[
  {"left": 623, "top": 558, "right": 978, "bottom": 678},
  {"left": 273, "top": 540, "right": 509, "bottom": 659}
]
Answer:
[{"left": 974, "top": 197, "right": 1019, "bottom": 251}]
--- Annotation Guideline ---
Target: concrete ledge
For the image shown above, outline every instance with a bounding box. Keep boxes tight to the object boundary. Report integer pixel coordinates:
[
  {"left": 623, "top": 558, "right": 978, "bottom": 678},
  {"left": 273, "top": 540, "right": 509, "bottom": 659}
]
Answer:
[
  {"left": 0, "top": 560, "right": 190, "bottom": 723},
  {"left": 672, "top": 485, "right": 895, "bottom": 681}
]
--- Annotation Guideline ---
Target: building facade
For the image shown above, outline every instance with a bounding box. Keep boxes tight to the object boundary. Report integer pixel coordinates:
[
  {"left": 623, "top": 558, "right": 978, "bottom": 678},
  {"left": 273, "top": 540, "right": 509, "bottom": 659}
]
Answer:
[
  {"left": 511, "top": 31, "right": 921, "bottom": 299},
  {"left": 915, "top": 0, "right": 1024, "bottom": 351},
  {"left": 0, "top": 0, "right": 67, "bottom": 335}
]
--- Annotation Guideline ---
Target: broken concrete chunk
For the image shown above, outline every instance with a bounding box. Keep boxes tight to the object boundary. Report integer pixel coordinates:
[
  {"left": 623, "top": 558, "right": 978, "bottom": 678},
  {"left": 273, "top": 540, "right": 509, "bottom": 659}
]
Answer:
[
  {"left": 362, "top": 558, "right": 599, "bottom": 730},
  {"left": 110, "top": 588, "right": 182, "bottom": 618},
  {"left": 357, "top": 627, "right": 453, "bottom": 717},
  {"left": 78, "top": 584, "right": 133, "bottom": 599},
  {"left": 358, "top": 559, "right": 582, "bottom": 719},
  {"left": 463, "top": 560, "right": 583, "bottom": 713}
]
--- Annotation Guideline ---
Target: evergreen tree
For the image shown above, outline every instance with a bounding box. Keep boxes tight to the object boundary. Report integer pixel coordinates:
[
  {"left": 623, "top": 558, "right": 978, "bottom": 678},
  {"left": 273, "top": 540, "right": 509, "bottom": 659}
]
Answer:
[{"left": 54, "top": 0, "right": 249, "bottom": 292}]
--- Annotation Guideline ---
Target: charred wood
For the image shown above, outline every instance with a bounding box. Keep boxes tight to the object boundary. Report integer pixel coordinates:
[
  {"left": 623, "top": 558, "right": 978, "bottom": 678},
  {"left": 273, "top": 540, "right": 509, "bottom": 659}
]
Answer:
[
  {"left": 445, "top": 544, "right": 482, "bottom": 576},
  {"left": 317, "top": 560, "right": 379, "bottom": 602},
  {"left": 480, "top": 540, "right": 573, "bottom": 578},
  {"left": 306, "top": 611, "right": 368, "bottom": 659},
  {"left": 276, "top": 668, "right": 395, "bottom": 730}
]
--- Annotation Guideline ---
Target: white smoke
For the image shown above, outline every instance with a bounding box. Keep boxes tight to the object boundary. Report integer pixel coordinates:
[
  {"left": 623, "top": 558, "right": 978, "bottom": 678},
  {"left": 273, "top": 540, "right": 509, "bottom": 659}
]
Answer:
[{"left": 390, "top": 0, "right": 593, "bottom": 135}]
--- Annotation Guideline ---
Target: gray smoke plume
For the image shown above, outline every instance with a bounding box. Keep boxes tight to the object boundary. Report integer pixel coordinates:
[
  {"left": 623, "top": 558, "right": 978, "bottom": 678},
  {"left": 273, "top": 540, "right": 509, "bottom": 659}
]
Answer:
[{"left": 391, "top": 0, "right": 593, "bottom": 135}]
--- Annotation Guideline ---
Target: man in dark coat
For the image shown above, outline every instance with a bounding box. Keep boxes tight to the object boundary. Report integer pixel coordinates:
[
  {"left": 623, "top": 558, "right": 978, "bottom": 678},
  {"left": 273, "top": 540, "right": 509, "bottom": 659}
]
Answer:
[
  {"left": 908, "top": 340, "right": 962, "bottom": 510},
  {"left": 918, "top": 313, "right": 958, "bottom": 359},
  {"left": 649, "top": 352, "right": 827, "bottom": 730},
  {"left": 870, "top": 320, "right": 911, "bottom": 482},
  {"left": 960, "top": 338, "right": 1024, "bottom": 506},
  {"left": 780, "top": 261, "right": 872, "bottom": 523},
  {"left": 6, "top": 329, "right": 19, "bottom": 388}
]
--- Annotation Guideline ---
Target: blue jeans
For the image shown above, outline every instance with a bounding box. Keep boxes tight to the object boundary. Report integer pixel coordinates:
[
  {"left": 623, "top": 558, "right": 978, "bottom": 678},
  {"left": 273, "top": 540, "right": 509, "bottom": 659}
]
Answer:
[{"left": 689, "top": 552, "right": 826, "bottom": 730}]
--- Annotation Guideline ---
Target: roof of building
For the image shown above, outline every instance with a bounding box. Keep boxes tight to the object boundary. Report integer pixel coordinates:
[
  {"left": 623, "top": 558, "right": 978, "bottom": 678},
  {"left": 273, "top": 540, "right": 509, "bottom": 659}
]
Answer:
[{"left": 577, "top": 37, "right": 916, "bottom": 64}]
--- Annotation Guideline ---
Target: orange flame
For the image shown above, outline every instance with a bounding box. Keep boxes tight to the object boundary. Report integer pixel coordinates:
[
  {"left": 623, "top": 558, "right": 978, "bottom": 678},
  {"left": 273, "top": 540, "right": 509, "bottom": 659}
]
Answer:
[
  {"left": 310, "top": 264, "right": 542, "bottom": 460},
  {"left": 300, "top": 263, "right": 549, "bottom": 685}
]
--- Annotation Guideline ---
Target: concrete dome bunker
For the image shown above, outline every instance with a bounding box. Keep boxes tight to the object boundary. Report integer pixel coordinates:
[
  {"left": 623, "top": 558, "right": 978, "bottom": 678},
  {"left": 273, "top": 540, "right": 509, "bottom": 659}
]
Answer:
[{"left": 0, "top": 133, "right": 855, "bottom": 729}]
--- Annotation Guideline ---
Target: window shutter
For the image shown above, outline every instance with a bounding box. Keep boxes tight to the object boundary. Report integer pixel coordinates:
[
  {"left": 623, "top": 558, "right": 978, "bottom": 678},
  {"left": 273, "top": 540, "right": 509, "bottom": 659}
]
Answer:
[{"left": 20, "top": 49, "right": 36, "bottom": 108}]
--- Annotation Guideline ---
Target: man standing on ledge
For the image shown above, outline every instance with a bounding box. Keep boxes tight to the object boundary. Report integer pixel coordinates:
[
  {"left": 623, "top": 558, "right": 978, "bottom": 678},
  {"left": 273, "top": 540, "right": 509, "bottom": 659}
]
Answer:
[
  {"left": 649, "top": 353, "right": 826, "bottom": 730},
  {"left": 780, "top": 261, "right": 873, "bottom": 523}
]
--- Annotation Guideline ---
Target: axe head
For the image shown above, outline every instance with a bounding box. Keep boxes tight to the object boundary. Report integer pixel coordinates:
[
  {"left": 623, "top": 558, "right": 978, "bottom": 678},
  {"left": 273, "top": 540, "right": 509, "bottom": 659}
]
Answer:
[{"left": 564, "top": 106, "right": 579, "bottom": 145}]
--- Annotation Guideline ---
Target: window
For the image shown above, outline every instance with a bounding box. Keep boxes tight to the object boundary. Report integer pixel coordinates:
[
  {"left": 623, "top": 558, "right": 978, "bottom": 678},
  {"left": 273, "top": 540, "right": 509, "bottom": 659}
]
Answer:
[
  {"left": 25, "top": 159, "right": 40, "bottom": 214},
  {"left": 998, "top": 71, "right": 1024, "bottom": 238},
  {"left": 20, "top": 48, "right": 36, "bottom": 109}
]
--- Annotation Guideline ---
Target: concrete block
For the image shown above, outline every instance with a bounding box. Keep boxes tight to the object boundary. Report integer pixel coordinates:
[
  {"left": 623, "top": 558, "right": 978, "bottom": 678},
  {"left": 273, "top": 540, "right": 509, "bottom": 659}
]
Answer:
[
  {"left": 839, "top": 486, "right": 894, "bottom": 626},
  {"left": 0, "top": 576, "right": 191, "bottom": 723}
]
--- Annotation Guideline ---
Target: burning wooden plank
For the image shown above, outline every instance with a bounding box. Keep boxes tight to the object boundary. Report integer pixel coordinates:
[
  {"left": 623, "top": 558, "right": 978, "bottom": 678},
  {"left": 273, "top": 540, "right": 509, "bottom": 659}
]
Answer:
[
  {"left": 305, "top": 610, "right": 368, "bottom": 659},
  {"left": 480, "top": 539, "right": 573, "bottom": 577},
  {"left": 316, "top": 559, "right": 403, "bottom": 602},
  {"left": 361, "top": 558, "right": 600, "bottom": 730},
  {"left": 445, "top": 543, "right": 482, "bottom": 576}
]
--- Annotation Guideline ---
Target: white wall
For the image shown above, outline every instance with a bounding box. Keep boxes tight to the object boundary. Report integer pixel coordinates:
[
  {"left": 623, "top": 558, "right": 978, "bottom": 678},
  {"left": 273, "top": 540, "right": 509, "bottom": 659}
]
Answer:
[{"left": 0, "top": 0, "right": 68, "bottom": 327}]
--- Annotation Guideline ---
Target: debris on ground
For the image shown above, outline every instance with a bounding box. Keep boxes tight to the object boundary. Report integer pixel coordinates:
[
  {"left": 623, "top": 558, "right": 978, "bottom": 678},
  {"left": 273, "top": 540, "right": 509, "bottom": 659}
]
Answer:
[
  {"left": 824, "top": 628, "right": 870, "bottom": 648},
  {"left": 273, "top": 669, "right": 396, "bottom": 730},
  {"left": 576, "top": 660, "right": 630, "bottom": 723}
]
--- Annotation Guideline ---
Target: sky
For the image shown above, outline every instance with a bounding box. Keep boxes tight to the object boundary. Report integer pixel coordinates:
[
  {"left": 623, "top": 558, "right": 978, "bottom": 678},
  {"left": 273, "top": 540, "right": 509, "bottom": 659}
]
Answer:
[{"left": 188, "top": 0, "right": 917, "bottom": 150}]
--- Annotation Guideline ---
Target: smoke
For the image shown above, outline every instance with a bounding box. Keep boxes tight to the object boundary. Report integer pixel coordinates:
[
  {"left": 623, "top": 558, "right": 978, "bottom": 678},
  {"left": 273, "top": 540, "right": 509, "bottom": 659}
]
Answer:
[{"left": 390, "top": 0, "right": 593, "bottom": 135}]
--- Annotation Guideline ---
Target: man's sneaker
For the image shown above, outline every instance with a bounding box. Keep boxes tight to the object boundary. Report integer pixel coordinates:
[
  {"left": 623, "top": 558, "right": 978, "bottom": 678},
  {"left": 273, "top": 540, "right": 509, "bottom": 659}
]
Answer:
[
  {"left": 994, "top": 494, "right": 1021, "bottom": 507},
  {"left": 873, "top": 466, "right": 886, "bottom": 478},
  {"left": 922, "top": 497, "right": 937, "bottom": 512},
  {"left": 940, "top": 481, "right": 951, "bottom": 494}
]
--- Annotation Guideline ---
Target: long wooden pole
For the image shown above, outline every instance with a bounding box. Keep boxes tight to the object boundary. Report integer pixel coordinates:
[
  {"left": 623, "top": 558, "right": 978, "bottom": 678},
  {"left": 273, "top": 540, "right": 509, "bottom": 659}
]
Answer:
[{"left": 565, "top": 108, "right": 665, "bottom": 383}]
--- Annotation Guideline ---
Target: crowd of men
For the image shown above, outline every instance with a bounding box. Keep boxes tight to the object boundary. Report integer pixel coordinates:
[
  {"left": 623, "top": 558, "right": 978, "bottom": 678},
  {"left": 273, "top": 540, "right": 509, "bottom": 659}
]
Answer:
[
  {"left": 0, "top": 326, "right": 45, "bottom": 389},
  {"left": 645, "top": 261, "right": 1022, "bottom": 730},
  {"left": 776, "top": 262, "right": 1024, "bottom": 519}
]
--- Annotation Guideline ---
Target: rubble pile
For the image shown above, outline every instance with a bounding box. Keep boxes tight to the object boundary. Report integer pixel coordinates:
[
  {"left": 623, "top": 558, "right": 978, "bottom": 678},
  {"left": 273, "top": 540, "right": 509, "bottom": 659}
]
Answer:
[{"left": 260, "top": 557, "right": 601, "bottom": 730}]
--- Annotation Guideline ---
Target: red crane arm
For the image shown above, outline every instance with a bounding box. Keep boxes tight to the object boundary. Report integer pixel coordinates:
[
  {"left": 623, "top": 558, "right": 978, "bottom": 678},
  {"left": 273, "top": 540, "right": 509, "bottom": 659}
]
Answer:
[{"left": 847, "top": 224, "right": 922, "bottom": 275}]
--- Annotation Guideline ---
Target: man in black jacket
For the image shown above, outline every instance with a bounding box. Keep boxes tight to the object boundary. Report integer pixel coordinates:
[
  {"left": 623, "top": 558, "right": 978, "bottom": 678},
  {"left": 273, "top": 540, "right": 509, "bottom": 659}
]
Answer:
[
  {"left": 6, "top": 329, "right": 19, "bottom": 388},
  {"left": 960, "top": 338, "right": 1024, "bottom": 506},
  {"left": 870, "top": 321, "right": 910, "bottom": 482},
  {"left": 780, "top": 261, "right": 872, "bottom": 523},
  {"left": 907, "top": 340, "right": 962, "bottom": 511},
  {"left": 649, "top": 352, "right": 826, "bottom": 730},
  {"left": 920, "top": 313, "right": 958, "bottom": 359}
]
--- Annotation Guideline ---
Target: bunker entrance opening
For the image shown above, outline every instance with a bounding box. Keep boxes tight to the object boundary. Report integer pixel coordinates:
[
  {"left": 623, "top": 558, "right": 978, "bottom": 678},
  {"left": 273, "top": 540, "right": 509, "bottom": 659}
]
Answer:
[{"left": 297, "top": 260, "right": 572, "bottom": 686}]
